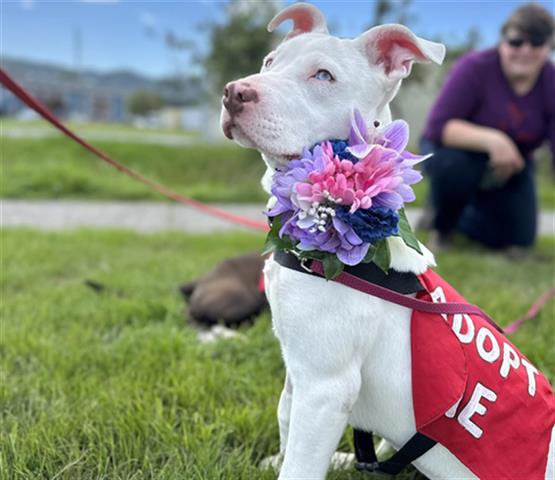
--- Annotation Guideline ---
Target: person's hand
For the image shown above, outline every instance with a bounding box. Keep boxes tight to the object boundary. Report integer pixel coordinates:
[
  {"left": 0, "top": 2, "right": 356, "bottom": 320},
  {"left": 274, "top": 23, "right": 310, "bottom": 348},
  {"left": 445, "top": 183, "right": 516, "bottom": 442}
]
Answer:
[{"left": 486, "top": 131, "right": 525, "bottom": 181}]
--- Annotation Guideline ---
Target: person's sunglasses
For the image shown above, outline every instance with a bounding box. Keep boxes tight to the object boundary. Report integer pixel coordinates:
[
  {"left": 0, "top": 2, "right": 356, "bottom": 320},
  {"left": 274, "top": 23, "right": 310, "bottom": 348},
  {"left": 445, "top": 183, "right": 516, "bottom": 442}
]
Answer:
[{"left": 505, "top": 36, "right": 547, "bottom": 48}]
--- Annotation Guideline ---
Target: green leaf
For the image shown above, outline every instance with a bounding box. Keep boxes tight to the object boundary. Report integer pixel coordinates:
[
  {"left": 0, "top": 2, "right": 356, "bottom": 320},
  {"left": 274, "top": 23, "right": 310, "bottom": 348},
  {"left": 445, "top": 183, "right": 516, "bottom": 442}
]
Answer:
[
  {"left": 397, "top": 208, "right": 422, "bottom": 254},
  {"left": 362, "top": 244, "right": 377, "bottom": 263},
  {"left": 322, "top": 254, "right": 345, "bottom": 280},
  {"left": 261, "top": 217, "right": 281, "bottom": 255},
  {"left": 372, "top": 239, "right": 391, "bottom": 273},
  {"left": 261, "top": 216, "right": 294, "bottom": 255}
]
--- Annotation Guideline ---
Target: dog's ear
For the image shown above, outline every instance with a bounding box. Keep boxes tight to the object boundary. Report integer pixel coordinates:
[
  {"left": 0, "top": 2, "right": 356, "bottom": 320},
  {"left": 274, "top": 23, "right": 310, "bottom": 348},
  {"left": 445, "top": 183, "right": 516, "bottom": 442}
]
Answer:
[
  {"left": 268, "top": 2, "right": 328, "bottom": 40},
  {"left": 357, "top": 24, "right": 445, "bottom": 81}
]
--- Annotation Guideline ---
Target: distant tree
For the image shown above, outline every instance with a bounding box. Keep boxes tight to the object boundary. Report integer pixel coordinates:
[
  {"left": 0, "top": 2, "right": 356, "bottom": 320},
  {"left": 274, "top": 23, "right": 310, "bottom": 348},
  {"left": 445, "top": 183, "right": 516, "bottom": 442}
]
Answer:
[
  {"left": 165, "top": 31, "right": 195, "bottom": 51},
  {"left": 373, "top": 0, "right": 415, "bottom": 26},
  {"left": 140, "top": 19, "right": 198, "bottom": 98},
  {"left": 202, "top": 0, "right": 279, "bottom": 97},
  {"left": 127, "top": 90, "right": 164, "bottom": 116},
  {"left": 464, "top": 26, "right": 482, "bottom": 51},
  {"left": 163, "top": 31, "right": 196, "bottom": 79}
]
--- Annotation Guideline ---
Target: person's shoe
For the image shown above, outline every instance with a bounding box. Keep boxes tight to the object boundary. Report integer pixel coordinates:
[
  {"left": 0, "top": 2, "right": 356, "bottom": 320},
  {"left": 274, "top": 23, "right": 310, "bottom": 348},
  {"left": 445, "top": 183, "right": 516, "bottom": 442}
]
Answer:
[{"left": 428, "top": 230, "right": 453, "bottom": 253}]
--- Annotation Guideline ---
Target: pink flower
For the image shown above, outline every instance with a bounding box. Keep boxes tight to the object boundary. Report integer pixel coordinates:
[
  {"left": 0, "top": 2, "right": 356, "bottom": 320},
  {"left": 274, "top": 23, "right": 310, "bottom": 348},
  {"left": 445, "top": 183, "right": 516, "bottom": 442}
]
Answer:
[{"left": 295, "top": 139, "right": 408, "bottom": 214}]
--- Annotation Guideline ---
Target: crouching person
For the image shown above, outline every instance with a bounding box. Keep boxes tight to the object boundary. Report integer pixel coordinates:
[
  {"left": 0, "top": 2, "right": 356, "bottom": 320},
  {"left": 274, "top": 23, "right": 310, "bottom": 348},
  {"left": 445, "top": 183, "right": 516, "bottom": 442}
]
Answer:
[{"left": 420, "top": 3, "right": 554, "bottom": 254}]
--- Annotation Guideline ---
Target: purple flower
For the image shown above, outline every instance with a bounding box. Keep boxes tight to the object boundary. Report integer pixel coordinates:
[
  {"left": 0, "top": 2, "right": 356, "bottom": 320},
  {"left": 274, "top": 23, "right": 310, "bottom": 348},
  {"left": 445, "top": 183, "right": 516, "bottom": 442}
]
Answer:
[
  {"left": 265, "top": 109, "right": 425, "bottom": 267},
  {"left": 267, "top": 154, "right": 313, "bottom": 217},
  {"left": 280, "top": 214, "right": 370, "bottom": 265},
  {"left": 346, "top": 110, "right": 428, "bottom": 211}
]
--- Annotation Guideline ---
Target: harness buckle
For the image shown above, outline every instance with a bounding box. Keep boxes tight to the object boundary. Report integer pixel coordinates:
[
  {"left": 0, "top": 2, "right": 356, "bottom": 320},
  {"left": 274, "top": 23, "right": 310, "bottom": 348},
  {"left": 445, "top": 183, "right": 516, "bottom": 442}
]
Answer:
[
  {"left": 287, "top": 249, "right": 313, "bottom": 273},
  {"left": 300, "top": 258, "right": 313, "bottom": 273}
]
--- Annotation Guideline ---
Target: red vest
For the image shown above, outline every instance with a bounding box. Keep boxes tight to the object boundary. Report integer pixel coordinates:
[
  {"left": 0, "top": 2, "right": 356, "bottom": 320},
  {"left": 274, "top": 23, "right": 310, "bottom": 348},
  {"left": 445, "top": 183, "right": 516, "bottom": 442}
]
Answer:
[{"left": 412, "top": 269, "right": 555, "bottom": 479}]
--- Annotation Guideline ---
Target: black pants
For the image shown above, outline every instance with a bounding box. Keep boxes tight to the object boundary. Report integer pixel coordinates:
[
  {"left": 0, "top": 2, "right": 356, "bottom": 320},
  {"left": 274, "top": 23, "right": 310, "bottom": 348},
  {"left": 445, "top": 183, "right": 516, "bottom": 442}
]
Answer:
[{"left": 421, "top": 140, "right": 537, "bottom": 249}]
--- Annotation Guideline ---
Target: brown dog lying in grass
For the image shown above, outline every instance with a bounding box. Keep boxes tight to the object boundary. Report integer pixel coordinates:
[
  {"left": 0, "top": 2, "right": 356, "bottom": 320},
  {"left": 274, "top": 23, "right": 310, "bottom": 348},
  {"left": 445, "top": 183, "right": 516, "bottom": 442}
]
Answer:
[{"left": 180, "top": 252, "right": 267, "bottom": 328}]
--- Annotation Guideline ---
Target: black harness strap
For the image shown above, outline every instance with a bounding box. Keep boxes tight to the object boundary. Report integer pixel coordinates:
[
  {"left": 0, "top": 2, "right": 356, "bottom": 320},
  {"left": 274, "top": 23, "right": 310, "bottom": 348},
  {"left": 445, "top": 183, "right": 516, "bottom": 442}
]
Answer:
[
  {"left": 354, "top": 430, "right": 437, "bottom": 476},
  {"left": 353, "top": 429, "right": 378, "bottom": 465},
  {"left": 273, "top": 250, "right": 425, "bottom": 294},
  {"left": 273, "top": 250, "right": 436, "bottom": 476}
]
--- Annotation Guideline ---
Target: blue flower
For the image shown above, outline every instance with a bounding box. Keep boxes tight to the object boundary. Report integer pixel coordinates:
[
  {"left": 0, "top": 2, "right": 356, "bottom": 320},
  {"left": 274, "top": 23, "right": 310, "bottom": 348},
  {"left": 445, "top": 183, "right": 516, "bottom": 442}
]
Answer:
[
  {"left": 328, "top": 139, "right": 357, "bottom": 162},
  {"left": 336, "top": 207, "right": 400, "bottom": 244}
]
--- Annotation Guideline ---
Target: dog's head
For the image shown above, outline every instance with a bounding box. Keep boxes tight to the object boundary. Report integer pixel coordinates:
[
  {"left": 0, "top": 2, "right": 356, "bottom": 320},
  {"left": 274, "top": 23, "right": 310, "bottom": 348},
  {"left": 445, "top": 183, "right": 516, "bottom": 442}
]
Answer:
[{"left": 220, "top": 2, "right": 445, "bottom": 171}]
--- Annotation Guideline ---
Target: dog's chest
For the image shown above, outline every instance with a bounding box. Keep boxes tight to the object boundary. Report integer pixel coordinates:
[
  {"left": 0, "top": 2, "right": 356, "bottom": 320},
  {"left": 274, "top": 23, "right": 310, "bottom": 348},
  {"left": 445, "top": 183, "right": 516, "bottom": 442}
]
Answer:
[
  {"left": 263, "top": 256, "right": 415, "bottom": 406},
  {"left": 264, "top": 258, "right": 391, "bottom": 343}
]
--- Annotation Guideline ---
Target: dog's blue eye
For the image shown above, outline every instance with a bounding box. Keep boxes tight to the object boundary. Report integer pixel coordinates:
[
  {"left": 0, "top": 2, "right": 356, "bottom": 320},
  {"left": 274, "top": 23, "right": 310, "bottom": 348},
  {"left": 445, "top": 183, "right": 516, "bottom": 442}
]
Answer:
[{"left": 314, "top": 69, "right": 334, "bottom": 81}]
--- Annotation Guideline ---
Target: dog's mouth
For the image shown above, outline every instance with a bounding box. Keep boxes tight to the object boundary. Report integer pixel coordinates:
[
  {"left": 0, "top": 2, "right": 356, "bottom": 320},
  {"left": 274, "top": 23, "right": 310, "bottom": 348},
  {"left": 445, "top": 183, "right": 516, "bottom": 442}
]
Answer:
[
  {"left": 224, "top": 121, "right": 301, "bottom": 162},
  {"left": 223, "top": 119, "right": 235, "bottom": 140}
]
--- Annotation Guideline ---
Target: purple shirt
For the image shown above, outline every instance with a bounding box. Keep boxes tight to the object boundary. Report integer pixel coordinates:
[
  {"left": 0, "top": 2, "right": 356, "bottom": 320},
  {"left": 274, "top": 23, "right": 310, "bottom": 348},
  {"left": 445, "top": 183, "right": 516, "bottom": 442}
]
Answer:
[{"left": 422, "top": 48, "right": 555, "bottom": 161}]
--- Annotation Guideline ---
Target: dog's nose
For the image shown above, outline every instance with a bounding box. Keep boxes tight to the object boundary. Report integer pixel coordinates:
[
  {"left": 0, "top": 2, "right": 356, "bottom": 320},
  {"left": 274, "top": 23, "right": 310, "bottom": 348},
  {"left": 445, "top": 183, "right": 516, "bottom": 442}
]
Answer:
[{"left": 223, "top": 81, "right": 259, "bottom": 114}]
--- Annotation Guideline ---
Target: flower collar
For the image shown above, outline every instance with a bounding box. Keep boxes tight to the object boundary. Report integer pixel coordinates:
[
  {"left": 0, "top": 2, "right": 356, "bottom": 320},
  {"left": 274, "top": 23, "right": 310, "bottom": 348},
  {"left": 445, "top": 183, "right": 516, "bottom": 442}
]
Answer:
[{"left": 264, "top": 110, "right": 428, "bottom": 279}]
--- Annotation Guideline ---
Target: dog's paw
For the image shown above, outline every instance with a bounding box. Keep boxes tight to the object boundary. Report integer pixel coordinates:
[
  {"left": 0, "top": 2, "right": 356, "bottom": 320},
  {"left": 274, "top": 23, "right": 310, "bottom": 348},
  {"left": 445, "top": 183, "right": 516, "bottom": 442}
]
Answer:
[
  {"left": 259, "top": 453, "right": 283, "bottom": 471},
  {"left": 196, "top": 325, "right": 245, "bottom": 343},
  {"left": 259, "top": 451, "right": 354, "bottom": 472}
]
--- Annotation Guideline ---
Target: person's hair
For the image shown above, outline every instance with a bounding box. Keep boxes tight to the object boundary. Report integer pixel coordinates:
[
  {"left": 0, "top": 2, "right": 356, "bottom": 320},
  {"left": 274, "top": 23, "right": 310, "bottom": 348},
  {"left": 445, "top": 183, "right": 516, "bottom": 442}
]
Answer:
[{"left": 501, "top": 3, "right": 554, "bottom": 41}]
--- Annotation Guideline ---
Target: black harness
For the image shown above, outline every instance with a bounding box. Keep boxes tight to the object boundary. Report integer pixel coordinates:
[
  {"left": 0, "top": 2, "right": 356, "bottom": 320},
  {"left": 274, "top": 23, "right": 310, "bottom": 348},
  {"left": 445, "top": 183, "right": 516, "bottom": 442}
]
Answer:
[
  {"left": 273, "top": 250, "right": 437, "bottom": 476},
  {"left": 273, "top": 250, "right": 425, "bottom": 294}
]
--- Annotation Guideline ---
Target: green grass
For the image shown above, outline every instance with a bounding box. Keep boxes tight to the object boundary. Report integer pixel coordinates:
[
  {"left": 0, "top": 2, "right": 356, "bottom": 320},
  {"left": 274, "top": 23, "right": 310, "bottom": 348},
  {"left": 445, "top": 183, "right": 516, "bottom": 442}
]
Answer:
[
  {"left": 2, "top": 134, "right": 554, "bottom": 208},
  {"left": 1, "top": 137, "right": 267, "bottom": 203},
  {"left": 1, "top": 118, "right": 199, "bottom": 138},
  {"left": 2, "top": 229, "right": 554, "bottom": 479}
]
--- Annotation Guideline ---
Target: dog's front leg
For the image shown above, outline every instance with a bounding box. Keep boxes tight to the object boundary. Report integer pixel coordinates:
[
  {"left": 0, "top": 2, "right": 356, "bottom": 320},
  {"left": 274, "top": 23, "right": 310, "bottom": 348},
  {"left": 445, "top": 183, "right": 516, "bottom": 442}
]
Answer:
[
  {"left": 278, "top": 374, "right": 293, "bottom": 454},
  {"left": 259, "top": 374, "right": 293, "bottom": 473},
  {"left": 279, "top": 370, "right": 361, "bottom": 480}
]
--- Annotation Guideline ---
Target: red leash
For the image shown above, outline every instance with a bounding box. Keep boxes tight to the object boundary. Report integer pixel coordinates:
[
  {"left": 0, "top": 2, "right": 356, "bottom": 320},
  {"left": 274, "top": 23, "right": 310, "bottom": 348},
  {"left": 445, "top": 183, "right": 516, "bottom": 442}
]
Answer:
[
  {"left": 3, "top": 68, "right": 551, "bottom": 333},
  {"left": 0, "top": 68, "right": 269, "bottom": 233},
  {"left": 310, "top": 261, "right": 554, "bottom": 335},
  {"left": 310, "top": 261, "right": 504, "bottom": 333},
  {"left": 503, "top": 288, "right": 555, "bottom": 334}
]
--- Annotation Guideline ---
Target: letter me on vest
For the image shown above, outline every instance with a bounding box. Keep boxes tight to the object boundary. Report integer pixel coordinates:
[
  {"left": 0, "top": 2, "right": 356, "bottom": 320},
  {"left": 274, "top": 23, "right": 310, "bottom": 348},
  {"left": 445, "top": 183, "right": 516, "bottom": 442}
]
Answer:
[{"left": 411, "top": 269, "right": 555, "bottom": 479}]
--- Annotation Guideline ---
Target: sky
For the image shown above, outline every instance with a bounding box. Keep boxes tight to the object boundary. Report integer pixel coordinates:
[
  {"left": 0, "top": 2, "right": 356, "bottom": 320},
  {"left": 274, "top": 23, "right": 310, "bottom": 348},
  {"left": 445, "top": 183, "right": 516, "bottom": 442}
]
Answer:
[{"left": 2, "top": 0, "right": 553, "bottom": 78}]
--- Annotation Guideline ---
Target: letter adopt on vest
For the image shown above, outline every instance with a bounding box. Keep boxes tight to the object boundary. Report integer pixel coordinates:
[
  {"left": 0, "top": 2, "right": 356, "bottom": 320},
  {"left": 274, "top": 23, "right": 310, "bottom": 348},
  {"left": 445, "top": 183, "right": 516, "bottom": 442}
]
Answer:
[{"left": 412, "top": 269, "right": 555, "bottom": 479}]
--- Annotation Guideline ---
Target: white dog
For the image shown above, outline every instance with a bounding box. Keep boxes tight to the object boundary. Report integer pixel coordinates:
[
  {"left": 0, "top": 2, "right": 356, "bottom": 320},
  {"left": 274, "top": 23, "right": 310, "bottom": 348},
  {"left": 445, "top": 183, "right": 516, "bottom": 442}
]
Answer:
[{"left": 220, "top": 4, "right": 554, "bottom": 479}]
